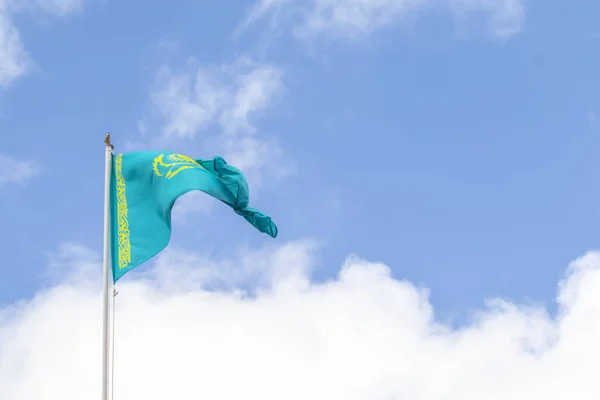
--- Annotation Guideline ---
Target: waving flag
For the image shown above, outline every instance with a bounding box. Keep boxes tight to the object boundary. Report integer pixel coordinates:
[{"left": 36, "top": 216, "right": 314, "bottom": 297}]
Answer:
[{"left": 109, "top": 151, "right": 277, "bottom": 281}]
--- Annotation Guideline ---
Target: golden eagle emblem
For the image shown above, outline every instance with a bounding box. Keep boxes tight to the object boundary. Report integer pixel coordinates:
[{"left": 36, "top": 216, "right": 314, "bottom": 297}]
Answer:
[{"left": 152, "top": 154, "right": 207, "bottom": 179}]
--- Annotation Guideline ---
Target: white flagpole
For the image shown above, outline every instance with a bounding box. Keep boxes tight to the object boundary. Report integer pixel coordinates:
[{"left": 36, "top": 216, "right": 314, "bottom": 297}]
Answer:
[{"left": 102, "top": 133, "right": 114, "bottom": 400}]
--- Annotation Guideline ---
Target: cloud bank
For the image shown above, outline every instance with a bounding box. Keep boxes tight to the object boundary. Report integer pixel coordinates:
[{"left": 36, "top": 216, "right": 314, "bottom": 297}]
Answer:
[{"left": 1, "top": 241, "right": 600, "bottom": 399}]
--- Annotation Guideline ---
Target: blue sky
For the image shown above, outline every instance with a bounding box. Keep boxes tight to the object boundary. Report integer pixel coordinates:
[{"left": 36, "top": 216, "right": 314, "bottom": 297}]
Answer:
[
  {"left": 2, "top": 1, "right": 600, "bottom": 398},
  {"left": 2, "top": 0, "right": 599, "bottom": 314}
]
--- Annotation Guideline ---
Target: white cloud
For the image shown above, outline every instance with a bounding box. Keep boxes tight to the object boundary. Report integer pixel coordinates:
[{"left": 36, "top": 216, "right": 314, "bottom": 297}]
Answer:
[
  {"left": 147, "top": 57, "right": 287, "bottom": 186},
  {"left": 0, "top": 153, "right": 39, "bottom": 186},
  {"left": 151, "top": 58, "right": 284, "bottom": 139},
  {"left": 451, "top": 0, "right": 525, "bottom": 39},
  {"left": 170, "top": 191, "right": 216, "bottom": 224},
  {"left": 222, "top": 135, "right": 292, "bottom": 186},
  {"left": 0, "top": 0, "right": 84, "bottom": 88},
  {"left": 7, "top": 0, "right": 83, "bottom": 16},
  {"left": 148, "top": 240, "right": 319, "bottom": 292},
  {"left": 219, "top": 66, "right": 284, "bottom": 134},
  {"left": 0, "top": 12, "right": 29, "bottom": 87},
  {"left": 34, "top": 0, "right": 83, "bottom": 16},
  {"left": 296, "top": 0, "right": 433, "bottom": 40},
  {"left": 241, "top": 0, "right": 525, "bottom": 40},
  {"left": 150, "top": 65, "right": 225, "bottom": 140},
  {"left": 3, "top": 240, "right": 600, "bottom": 399}
]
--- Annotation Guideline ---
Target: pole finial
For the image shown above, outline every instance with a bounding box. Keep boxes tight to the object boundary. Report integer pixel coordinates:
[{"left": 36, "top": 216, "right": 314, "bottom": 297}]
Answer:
[{"left": 104, "top": 133, "right": 114, "bottom": 150}]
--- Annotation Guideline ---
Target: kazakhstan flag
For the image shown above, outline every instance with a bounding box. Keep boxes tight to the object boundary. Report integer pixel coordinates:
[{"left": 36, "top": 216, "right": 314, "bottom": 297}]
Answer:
[{"left": 110, "top": 151, "right": 277, "bottom": 282}]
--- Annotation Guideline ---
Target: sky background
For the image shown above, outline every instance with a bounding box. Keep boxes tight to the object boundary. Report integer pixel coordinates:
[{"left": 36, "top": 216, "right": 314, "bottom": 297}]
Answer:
[{"left": 2, "top": 0, "right": 600, "bottom": 398}]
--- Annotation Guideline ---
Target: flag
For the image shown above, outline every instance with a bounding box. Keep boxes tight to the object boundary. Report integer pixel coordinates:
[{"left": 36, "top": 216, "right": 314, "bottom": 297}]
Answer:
[{"left": 110, "top": 151, "right": 277, "bottom": 281}]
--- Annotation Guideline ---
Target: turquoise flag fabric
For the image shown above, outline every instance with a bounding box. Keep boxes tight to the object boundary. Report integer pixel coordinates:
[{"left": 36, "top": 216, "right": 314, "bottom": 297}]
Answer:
[{"left": 110, "top": 151, "right": 277, "bottom": 282}]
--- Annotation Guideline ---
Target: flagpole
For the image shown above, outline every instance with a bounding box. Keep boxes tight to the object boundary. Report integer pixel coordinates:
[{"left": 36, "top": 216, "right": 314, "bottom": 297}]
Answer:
[{"left": 102, "top": 133, "right": 114, "bottom": 400}]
